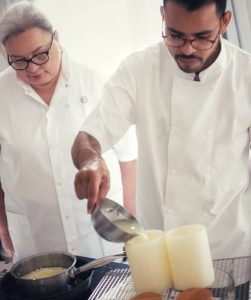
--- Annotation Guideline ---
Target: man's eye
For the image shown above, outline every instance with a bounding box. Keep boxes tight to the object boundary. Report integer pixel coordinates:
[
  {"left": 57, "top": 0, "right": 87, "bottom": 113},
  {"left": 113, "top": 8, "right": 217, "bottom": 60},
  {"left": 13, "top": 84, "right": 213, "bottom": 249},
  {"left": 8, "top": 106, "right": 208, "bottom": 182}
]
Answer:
[
  {"left": 196, "top": 35, "right": 210, "bottom": 40},
  {"left": 170, "top": 34, "right": 182, "bottom": 40}
]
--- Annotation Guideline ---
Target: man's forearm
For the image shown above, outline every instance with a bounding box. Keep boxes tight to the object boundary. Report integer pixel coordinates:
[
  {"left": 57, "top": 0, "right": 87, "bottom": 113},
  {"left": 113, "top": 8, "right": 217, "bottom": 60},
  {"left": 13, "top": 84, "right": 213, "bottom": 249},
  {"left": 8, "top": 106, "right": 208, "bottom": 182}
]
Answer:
[{"left": 72, "top": 132, "right": 103, "bottom": 169}]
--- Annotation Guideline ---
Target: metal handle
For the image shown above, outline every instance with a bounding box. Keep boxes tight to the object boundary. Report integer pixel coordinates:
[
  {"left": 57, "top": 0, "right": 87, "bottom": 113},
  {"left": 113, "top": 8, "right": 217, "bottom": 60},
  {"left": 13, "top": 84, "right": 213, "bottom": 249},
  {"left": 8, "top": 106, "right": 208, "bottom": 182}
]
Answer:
[{"left": 73, "top": 252, "right": 126, "bottom": 276}]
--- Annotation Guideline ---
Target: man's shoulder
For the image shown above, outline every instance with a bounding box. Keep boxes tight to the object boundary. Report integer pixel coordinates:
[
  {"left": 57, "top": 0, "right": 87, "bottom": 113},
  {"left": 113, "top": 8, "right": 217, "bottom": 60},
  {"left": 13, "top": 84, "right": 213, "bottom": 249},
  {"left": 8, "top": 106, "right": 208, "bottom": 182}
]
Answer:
[
  {"left": 118, "top": 42, "right": 164, "bottom": 71},
  {"left": 222, "top": 38, "right": 251, "bottom": 62},
  {"left": 67, "top": 57, "right": 105, "bottom": 87}
]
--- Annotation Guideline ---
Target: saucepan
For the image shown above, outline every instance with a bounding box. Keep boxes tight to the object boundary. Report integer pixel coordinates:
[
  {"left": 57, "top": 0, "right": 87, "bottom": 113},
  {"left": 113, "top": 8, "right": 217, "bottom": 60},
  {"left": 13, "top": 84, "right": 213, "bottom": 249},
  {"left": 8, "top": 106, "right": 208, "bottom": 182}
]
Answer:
[{"left": 10, "top": 251, "right": 126, "bottom": 297}]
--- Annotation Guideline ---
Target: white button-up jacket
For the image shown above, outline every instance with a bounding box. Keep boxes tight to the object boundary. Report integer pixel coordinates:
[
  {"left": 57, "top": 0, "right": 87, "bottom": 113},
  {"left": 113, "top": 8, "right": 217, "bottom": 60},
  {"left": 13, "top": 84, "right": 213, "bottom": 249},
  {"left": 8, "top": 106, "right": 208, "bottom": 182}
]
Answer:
[
  {"left": 82, "top": 38, "right": 251, "bottom": 263},
  {"left": 0, "top": 52, "right": 137, "bottom": 261}
]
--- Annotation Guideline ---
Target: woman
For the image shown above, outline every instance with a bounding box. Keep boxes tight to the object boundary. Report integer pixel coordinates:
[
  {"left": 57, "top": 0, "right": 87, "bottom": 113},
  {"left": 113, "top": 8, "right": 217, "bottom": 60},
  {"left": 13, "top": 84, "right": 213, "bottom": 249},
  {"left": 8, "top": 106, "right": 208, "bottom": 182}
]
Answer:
[{"left": 0, "top": 1, "right": 137, "bottom": 262}]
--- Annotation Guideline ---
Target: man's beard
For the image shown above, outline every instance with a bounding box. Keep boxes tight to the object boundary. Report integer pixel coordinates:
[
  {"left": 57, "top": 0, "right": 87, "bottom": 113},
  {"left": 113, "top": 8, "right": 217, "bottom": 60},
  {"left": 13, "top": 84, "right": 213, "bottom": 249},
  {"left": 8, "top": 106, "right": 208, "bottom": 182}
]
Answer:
[{"left": 174, "top": 54, "right": 203, "bottom": 73}]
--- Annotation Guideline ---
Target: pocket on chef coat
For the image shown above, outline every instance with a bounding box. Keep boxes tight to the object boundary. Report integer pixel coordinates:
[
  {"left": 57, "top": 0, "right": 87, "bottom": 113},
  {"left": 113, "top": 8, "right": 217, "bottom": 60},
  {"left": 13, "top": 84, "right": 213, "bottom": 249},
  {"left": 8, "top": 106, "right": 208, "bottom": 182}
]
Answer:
[
  {"left": 209, "top": 182, "right": 247, "bottom": 216},
  {"left": 6, "top": 211, "right": 36, "bottom": 262}
]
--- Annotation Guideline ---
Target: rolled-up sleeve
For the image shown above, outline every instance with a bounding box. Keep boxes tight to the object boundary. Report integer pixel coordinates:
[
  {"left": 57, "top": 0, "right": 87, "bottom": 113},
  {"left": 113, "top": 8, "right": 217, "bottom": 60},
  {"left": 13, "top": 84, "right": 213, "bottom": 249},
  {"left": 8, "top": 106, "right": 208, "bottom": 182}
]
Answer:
[
  {"left": 80, "top": 55, "right": 137, "bottom": 153},
  {"left": 112, "top": 125, "right": 138, "bottom": 162}
]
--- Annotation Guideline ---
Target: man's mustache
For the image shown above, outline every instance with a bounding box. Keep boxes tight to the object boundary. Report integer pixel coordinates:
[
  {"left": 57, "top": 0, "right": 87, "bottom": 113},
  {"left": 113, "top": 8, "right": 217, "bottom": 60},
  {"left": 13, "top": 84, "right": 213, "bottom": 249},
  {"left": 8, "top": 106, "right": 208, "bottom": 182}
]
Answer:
[{"left": 175, "top": 54, "right": 202, "bottom": 61}]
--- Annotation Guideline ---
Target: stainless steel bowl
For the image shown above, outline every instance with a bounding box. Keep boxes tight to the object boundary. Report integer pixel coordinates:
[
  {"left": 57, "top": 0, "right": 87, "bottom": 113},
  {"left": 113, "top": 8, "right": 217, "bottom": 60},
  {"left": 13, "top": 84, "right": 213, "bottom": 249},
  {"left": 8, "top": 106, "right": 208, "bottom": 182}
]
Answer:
[{"left": 91, "top": 198, "right": 144, "bottom": 243}]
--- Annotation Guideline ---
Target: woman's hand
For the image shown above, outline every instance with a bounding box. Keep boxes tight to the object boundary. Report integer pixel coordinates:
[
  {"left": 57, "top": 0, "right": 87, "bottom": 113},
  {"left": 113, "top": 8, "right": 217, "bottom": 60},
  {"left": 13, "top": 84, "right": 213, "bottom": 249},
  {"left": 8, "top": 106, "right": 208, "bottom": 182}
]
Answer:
[{"left": 1, "top": 232, "right": 14, "bottom": 259}]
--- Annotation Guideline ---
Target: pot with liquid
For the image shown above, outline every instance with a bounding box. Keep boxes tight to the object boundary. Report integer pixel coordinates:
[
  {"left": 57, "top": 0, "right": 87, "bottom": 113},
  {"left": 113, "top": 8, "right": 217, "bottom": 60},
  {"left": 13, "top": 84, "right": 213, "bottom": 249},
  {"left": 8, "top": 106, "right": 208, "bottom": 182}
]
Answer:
[
  {"left": 10, "top": 252, "right": 78, "bottom": 297},
  {"left": 10, "top": 251, "right": 125, "bottom": 297}
]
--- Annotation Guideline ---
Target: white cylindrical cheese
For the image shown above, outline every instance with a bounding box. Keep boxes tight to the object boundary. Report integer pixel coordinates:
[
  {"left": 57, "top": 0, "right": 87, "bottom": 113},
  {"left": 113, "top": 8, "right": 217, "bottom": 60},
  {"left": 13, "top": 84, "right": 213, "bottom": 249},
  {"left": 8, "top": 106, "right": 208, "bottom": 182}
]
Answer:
[
  {"left": 165, "top": 224, "right": 215, "bottom": 291},
  {"left": 125, "top": 230, "right": 173, "bottom": 294}
]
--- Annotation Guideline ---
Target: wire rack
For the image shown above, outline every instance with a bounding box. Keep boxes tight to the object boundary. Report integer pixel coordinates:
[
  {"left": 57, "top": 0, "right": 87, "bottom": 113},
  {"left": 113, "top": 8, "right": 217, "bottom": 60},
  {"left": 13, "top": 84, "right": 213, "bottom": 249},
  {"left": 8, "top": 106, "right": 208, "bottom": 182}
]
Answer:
[{"left": 88, "top": 257, "right": 251, "bottom": 300}]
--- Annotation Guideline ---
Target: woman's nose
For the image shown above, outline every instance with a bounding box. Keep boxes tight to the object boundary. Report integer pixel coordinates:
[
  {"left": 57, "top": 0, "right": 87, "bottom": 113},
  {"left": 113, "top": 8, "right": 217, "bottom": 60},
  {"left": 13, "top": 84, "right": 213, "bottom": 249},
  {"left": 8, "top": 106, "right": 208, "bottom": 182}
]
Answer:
[{"left": 26, "top": 62, "right": 40, "bottom": 73}]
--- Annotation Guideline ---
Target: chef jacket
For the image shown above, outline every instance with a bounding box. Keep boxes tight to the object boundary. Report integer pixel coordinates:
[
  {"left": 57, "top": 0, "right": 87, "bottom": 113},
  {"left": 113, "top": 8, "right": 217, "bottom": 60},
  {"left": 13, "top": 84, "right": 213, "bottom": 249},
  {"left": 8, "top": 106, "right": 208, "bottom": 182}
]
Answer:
[
  {"left": 0, "top": 51, "right": 137, "bottom": 262},
  {"left": 81, "top": 37, "right": 251, "bottom": 270}
]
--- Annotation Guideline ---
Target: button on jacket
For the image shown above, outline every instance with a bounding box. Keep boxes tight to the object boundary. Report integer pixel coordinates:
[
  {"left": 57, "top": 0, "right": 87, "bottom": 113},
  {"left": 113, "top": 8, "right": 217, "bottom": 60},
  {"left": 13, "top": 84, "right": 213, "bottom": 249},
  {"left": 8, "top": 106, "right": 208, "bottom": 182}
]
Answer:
[
  {"left": 81, "top": 38, "right": 251, "bottom": 265},
  {"left": 0, "top": 51, "right": 137, "bottom": 261}
]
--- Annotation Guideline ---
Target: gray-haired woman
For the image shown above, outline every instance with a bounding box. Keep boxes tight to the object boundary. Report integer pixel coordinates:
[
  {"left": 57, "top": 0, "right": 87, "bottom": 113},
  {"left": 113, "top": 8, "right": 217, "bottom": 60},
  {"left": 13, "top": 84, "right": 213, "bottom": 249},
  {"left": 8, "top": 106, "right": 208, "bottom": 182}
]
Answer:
[{"left": 0, "top": 1, "right": 137, "bottom": 262}]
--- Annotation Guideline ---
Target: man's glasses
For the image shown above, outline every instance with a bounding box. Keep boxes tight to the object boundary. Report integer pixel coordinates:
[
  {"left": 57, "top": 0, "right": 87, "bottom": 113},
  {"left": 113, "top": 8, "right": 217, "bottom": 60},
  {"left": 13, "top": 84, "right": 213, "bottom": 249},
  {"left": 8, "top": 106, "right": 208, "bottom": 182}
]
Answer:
[
  {"left": 8, "top": 34, "right": 54, "bottom": 70},
  {"left": 162, "top": 21, "right": 222, "bottom": 51}
]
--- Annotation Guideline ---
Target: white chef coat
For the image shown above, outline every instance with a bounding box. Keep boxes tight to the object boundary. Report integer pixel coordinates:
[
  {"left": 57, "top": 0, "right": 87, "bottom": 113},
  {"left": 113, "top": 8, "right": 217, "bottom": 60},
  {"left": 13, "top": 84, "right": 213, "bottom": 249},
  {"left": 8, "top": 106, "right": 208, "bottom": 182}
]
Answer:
[
  {"left": 81, "top": 37, "right": 251, "bottom": 266},
  {"left": 0, "top": 51, "right": 137, "bottom": 262}
]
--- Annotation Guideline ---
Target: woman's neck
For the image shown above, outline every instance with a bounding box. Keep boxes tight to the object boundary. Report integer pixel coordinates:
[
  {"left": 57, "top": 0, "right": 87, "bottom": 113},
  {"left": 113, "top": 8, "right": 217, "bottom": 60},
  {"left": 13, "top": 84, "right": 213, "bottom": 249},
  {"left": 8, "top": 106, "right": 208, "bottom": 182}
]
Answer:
[{"left": 31, "top": 71, "right": 60, "bottom": 105}]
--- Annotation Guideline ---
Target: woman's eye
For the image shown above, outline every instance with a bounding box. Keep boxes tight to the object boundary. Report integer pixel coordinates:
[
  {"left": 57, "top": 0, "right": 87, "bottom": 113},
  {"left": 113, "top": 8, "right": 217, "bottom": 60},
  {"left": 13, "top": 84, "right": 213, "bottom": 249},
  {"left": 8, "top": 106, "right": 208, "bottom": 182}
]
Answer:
[{"left": 34, "top": 53, "right": 47, "bottom": 60}]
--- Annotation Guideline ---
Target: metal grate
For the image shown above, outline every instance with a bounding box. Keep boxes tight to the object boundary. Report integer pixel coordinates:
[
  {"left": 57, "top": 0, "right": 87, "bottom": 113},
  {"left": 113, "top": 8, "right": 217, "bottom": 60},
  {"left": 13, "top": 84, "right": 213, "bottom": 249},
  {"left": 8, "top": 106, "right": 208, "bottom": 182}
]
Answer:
[{"left": 88, "top": 256, "right": 251, "bottom": 300}]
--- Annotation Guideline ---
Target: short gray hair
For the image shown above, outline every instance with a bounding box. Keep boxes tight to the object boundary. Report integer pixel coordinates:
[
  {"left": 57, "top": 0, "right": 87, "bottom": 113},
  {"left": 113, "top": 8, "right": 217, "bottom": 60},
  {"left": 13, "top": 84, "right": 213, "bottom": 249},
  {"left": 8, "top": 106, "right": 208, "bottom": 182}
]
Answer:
[{"left": 0, "top": 1, "right": 54, "bottom": 44}]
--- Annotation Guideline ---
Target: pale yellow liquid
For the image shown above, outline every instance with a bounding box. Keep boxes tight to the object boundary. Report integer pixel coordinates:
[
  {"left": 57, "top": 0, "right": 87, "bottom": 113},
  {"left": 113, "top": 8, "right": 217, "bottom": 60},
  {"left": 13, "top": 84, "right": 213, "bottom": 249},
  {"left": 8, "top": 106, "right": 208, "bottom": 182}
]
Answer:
[
  {"left": 21, "top": 267, "right": 65, "bottom": 280},
  {"left": 113, "top": 219, "right": 144, "bottom": 235}
]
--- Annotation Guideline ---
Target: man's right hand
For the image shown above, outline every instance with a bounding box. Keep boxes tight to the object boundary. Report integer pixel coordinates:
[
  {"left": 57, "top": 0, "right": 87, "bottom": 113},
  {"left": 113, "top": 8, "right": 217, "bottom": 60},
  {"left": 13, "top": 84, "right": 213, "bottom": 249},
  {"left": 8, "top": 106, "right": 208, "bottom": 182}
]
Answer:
[{"left": 74, "top": 158, "right": 110, "bottom": 213}]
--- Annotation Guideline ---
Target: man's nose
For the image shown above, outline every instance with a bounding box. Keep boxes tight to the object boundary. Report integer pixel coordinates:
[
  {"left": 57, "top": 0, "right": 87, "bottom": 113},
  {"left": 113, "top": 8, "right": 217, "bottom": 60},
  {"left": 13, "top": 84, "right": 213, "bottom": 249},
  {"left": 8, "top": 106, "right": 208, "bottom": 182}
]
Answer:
[{"left": 180, "top": 40, "right": 197, "bottom": 55}]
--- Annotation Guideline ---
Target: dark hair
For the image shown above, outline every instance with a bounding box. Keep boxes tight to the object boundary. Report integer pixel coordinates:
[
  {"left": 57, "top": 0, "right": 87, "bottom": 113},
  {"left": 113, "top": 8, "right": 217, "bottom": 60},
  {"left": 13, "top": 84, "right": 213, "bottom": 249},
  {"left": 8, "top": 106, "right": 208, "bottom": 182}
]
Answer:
[{"left": 163, "top": 0, "right": 226, "bottom": 18}]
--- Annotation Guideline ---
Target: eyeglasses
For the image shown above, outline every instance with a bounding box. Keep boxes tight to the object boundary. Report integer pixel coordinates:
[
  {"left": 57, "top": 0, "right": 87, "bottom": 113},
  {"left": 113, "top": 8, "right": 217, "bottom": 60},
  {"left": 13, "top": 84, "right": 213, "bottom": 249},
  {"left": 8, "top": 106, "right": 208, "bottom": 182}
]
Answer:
[
  {"left": 162, "top": 21, "right": 222, "bottom": 51},
  {"left": 8, "top": 34, "right": 54, "bottom": 70}
]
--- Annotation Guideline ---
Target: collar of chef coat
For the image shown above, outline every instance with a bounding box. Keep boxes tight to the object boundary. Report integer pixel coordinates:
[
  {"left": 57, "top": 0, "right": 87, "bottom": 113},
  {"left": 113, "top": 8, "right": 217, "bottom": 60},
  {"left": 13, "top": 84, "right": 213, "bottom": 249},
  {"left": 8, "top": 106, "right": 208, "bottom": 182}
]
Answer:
[{"left": 161, "top": 36, "right": 228, "bottom": 83}]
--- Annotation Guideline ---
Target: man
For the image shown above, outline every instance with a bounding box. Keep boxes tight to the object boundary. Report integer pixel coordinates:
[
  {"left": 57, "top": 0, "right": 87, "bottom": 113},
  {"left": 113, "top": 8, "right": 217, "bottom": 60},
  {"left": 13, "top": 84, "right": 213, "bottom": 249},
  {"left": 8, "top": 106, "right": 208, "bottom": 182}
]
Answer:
[
  {"left": 0, "top": 1, "right": 137, "bottom": 262},
  {"left": 72, "top": 0, "right": 251, "bottom": 297}
]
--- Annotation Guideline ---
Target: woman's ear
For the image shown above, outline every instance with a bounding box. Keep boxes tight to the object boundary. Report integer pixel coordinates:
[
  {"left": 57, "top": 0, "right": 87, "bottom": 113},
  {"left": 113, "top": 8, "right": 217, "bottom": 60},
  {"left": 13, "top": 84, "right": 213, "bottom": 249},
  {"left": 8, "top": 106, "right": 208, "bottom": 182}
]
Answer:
[
  {"left": 160, "top": 6, "right": 165, "bottom": 20},
  {"left": 53, "top": 31, "right": 63, "bottom": 53},
  {"left": 54, "top": 31, "right": 59, "bottom": 42}
]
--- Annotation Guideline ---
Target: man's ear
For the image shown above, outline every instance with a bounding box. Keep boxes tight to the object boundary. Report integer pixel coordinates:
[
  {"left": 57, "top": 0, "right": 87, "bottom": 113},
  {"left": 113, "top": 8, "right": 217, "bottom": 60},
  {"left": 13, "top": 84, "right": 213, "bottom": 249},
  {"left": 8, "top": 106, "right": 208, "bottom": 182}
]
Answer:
[{"left": 220, "top": 11, "right": 232, "bottom": 34}]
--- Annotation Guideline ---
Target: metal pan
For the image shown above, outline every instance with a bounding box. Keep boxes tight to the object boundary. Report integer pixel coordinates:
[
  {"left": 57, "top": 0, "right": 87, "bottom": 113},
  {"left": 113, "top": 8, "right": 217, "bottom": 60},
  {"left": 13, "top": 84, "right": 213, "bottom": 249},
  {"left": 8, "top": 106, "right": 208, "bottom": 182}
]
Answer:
[{"left": 10, "top": 251, "right": 125, "bottom": 297}]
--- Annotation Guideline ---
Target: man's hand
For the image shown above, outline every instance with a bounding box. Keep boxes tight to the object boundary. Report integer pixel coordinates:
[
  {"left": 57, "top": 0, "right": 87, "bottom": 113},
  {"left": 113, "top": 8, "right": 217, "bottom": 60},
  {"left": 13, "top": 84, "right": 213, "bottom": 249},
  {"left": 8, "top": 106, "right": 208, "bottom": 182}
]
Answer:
[
  {"left": 74, "top": 158, "right": 110, "bottom": 213},
  {"left": 72, "top": 132, "right": 111, "bottom": 213}
]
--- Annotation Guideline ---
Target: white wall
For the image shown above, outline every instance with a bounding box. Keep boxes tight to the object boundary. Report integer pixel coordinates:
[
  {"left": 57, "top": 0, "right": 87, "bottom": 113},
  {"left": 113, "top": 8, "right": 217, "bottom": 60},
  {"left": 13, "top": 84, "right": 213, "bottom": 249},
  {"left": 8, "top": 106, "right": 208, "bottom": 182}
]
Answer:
[
  {"left": 0, "top": 0, "right": 11, "bottom": 71},
  {"left": 227, "top": 0, "right": 251, "bottom": 52},
  {"left": 2, "top": 0, "right": 251, "bottom": 74},
  {"left": 35, "top": 0, "right": 162, "bottom": 78}
]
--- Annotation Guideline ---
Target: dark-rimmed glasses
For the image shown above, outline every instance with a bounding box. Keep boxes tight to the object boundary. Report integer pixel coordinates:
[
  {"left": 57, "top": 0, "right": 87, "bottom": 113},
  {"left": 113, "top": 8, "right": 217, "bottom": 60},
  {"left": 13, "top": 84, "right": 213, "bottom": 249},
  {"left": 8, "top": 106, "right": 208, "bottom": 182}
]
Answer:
[
  {"left": 8, "top": 34, "right": 54, "bottom": 70},
  {"left": 162, "top": 21, "right": 222, "bottom": 50}
]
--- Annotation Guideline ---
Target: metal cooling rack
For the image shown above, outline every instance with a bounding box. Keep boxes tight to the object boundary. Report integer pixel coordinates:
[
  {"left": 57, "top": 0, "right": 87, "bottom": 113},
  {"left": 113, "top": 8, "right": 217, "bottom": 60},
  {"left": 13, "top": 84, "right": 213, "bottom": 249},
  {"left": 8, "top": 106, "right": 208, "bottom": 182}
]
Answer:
[{"left": 88, "top": 256, "right": 251, "bottom": 300}]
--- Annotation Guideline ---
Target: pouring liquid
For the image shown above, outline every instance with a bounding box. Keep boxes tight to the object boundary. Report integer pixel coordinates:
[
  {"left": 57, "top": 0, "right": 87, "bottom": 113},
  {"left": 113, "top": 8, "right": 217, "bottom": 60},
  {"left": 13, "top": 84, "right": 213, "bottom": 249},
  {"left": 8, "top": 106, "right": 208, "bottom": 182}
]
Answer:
[
  {"left": 98, "top": 199, "right": 148, "bottom": 241},
  {"left": 113, "top": 219, "right": 148, "bottom": 239}
]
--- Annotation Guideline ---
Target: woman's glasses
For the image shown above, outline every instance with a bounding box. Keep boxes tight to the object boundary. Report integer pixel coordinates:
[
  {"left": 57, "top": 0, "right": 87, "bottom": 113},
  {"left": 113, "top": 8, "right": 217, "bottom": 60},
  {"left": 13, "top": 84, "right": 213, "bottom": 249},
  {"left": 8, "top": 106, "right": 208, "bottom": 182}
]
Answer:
[{"left": 8, "top": 34, "right": 54, "bottom": 70}]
